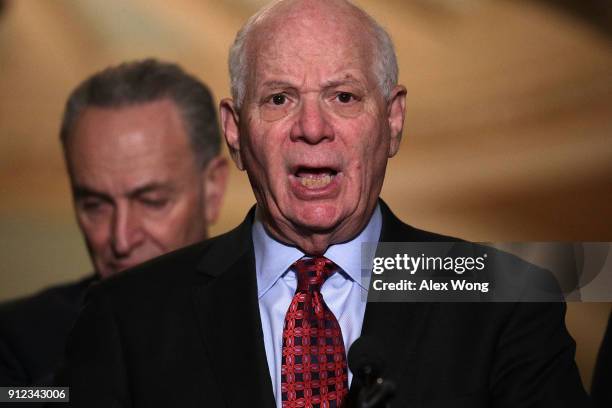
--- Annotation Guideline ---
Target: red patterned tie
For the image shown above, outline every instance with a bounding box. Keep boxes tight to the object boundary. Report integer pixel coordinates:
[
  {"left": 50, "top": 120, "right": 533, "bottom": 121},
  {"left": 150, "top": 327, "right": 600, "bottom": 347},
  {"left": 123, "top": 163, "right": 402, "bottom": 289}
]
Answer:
[{"left": 281, "top": 257, "right": 349, "bottom": 408}]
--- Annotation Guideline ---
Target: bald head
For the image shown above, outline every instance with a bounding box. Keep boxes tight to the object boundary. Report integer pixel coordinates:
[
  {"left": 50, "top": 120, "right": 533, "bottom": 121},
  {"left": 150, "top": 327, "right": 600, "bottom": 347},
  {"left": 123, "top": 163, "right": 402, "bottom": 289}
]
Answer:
[{"left": 228, "top": 0, "right": 398, "bottom": 110}]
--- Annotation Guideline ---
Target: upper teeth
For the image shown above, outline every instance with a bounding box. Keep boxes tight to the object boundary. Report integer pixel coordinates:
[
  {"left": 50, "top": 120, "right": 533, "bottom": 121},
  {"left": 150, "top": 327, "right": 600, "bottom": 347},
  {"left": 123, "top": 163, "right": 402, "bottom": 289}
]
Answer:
[{"left": 299, "top": 174, "right": 332, "bottom": 188}]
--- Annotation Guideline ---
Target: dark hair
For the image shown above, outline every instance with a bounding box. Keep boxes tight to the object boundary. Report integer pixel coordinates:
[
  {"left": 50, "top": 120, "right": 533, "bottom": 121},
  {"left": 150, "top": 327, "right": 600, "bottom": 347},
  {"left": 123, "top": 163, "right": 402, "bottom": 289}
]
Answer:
[{"left": 60, "top": 58, "right": 220, "bottom": 167}]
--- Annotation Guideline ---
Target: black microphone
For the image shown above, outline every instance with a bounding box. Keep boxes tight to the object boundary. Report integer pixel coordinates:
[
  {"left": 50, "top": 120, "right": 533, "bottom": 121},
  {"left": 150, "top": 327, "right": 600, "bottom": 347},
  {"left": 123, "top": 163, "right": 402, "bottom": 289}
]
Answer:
[
  {"left": 348, "top": 337, "right": 395, "bottom": 408},
  {"left": 348, "top": 336, "right": 385, "bottom": 386}
]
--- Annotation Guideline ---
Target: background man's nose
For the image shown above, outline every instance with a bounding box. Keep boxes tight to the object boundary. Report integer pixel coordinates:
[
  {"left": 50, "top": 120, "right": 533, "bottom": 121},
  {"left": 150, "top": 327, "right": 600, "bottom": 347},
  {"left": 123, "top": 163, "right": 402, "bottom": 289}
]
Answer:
[{"left": 111, "top": 205, "right": 144, "bottom": 257}]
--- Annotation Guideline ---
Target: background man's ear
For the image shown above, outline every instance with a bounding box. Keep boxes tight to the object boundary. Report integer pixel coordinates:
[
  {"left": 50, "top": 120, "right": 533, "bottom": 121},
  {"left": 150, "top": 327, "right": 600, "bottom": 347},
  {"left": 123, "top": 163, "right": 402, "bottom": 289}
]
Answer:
[
  {"left": 220, "top": 98, "right": 244, "bottom": 170},
  {"left": 202, "top": 156, "right": 229, "bottom": 226},
  {"left": 387, "top": 85, "right": 407, "bottom": 158}
]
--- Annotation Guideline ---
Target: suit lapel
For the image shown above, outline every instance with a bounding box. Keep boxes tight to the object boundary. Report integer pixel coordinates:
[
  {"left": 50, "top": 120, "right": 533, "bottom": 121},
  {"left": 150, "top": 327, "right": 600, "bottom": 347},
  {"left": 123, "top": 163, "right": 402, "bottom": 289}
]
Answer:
[
  {"left": 359, "top": 301, "right": 434, "bottom": 399},
  {"left": 191, "top": 211, "right": 276, "bottom": 408},
  {"left": 355, "top": 201, "right": 436, "bottom": 398}
]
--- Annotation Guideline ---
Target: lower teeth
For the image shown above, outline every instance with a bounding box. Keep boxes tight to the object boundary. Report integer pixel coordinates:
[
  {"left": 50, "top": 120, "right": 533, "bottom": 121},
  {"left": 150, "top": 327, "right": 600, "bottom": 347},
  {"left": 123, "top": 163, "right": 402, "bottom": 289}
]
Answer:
[{"left": 300, "top": 174, "right": 332, "bottom": 188}]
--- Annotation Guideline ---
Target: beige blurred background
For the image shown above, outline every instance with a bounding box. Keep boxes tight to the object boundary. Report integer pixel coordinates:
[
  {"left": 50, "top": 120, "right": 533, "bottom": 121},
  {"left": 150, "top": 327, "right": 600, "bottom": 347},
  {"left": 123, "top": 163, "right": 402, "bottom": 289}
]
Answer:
[{"left": 0, "top": 0, "right": 610, "bottom": 389}]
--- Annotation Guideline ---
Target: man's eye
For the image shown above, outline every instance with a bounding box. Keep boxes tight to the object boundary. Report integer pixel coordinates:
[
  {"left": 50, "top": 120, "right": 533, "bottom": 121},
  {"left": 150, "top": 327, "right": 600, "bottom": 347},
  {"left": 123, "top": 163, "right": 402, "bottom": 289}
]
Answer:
[
  {"left": 271, "top": 94, "right": 287, "bottom": 105},
  {"left": 337, "top": 92, "right": 355, "bottom": 103},
  {"left": 81, "top": 200, "right": 102, "bottom": 211},
  {"left": 78, "top": 199, "right": 109, "bottom": 216},
  {"left": 141, "top": 198, "right": 169, "bottom": 209}
]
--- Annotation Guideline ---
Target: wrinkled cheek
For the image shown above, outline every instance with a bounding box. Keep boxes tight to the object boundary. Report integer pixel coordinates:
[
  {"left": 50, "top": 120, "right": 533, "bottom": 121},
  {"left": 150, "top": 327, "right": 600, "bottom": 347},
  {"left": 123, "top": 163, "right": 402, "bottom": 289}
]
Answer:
[
  {"left": 81, "top": 226, "right": 105, "bottom": 252},
  {"left": 244, "top": 160, "right": 275, "bottom": 207},
  {"left": 359, "top": 151, "right": 385, "bottom": 197},
  {"left": 245, "top": 141, "right": 281, "bottom": 193},
  {"left": 241, "top": 146, "right": 266, "bottom": 189}
]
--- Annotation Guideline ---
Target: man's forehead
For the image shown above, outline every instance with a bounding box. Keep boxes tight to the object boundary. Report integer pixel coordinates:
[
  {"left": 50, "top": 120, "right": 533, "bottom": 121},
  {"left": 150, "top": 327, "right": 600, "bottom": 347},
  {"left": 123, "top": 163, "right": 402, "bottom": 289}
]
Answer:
[
  {"left": 254, "top": 65, "right": 370, "bottom": 93},
  {"left": 248, "top": 0, "right": 373, "bottom": 58},
  {"left": 247, "top": 4, "right": 375, "bottom": 87},
  {"left": 68, "top": 101, "right": 187, "bottom": 149},
  {"left": 66, "top": 101, "right": 197, "bottom": 181}
]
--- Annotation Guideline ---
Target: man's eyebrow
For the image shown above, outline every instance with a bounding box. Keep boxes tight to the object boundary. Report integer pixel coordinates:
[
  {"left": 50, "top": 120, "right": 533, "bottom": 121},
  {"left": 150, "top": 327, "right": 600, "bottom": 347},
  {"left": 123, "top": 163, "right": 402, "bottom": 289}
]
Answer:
[
  {"left": 321, "top": 77, "right": 363, "bottom": 88},
  {"left": 258, "top": 77, "right": 365, "bottom": 92},
  {"left": 72, "top": 185, "right": 109, "bottom": 200},
  {"left": 127, "top": 182, "right": 172, "bottom": 199},
  {"left": 260, "top": 80, "right": 296, "bottom": 89},
  {"left": 72, "top": 182, "right": 172, "bottom": 200}
]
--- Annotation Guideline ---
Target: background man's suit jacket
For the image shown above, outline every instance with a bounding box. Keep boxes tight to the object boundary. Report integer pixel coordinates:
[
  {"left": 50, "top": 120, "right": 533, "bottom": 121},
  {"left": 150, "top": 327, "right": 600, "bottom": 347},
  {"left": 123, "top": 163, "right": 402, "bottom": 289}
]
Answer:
[
  {"left": 55, "top": 202, "right": 589, "bottom": 407},
  {"left": 591, "top": 311, "right": 612, "bottom": 408},
  {"left": 0, "top": 276, "right": 94, "bottom": 387}
]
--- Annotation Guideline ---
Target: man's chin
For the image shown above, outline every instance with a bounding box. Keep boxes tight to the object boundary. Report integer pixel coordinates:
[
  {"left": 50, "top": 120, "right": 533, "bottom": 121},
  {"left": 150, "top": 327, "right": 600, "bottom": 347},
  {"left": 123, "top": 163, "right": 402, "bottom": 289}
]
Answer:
[
  {"left": 98, "top": 261, "right": 139, "bottom": 279},
  {"left": 290, "top": 203, "right": 343, "bottom": 233},
  {"left": 97, "top": 268, "right": 118, "bottom": 280}
]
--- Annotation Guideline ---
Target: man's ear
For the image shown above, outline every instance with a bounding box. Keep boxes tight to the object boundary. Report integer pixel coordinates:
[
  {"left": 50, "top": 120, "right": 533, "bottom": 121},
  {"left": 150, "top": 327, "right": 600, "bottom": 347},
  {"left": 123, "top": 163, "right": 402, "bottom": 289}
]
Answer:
[
  {"left": 220, "top": 98, "right": 244, "bottom": 170},
  {"left": 201, "top": 155, "right": 229, "bottom": 226},
  {"left": 386, "top": 85, "right": 407, "bottom": 158}
]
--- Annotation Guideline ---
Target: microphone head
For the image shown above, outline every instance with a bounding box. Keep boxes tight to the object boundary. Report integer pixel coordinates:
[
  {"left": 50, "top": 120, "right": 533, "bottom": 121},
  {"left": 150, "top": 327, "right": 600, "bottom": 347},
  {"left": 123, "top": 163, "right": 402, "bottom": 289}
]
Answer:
[{"left": 347, "top": 336, "right": 385, "bottom": 382}]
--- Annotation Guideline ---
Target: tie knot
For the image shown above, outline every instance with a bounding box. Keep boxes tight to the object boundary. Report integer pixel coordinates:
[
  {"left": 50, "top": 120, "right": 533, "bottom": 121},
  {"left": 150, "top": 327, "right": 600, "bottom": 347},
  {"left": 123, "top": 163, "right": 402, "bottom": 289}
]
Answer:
[{"left": 292, "top": 256, "right": 336, "bottom": 292}]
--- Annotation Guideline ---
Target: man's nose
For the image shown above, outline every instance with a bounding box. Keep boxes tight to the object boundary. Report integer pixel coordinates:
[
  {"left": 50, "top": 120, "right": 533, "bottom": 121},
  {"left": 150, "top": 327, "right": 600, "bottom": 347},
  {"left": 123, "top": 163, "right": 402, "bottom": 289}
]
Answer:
[
  {"left": 290, "top": 97, "right": 334, "bottom": 144},
  {"left": 111, "top": 205, "right": 144, "bottom": 257}
]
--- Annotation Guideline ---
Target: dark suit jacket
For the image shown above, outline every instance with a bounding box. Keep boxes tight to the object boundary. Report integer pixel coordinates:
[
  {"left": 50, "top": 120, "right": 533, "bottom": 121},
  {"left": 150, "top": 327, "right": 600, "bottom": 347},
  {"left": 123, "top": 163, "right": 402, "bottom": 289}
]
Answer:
[
  {"left": 591, "top": 310, "right": 612, "bottom": 408},
  {"left": 55, "top": 202, "right": 588, "bottom": 407},
  {"left": 0, "top": 275, "right": 95, "bottom": 387}
]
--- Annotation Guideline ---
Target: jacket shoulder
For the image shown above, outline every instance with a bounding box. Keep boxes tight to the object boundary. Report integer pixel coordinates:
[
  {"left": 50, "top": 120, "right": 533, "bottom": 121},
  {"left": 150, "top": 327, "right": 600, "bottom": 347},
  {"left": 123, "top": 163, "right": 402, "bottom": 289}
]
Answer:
[
  {"left": 379, "top": 200, "right": 463, "bottom": 243},
  {"left": 0, "top": 276, "right": 93, "bottom": 329},
  {"left": 89, "top": 218, "right": 252, "bottom": 306},
  {"left": 0, "top": 276, "right": 94, "bottom": 385}
]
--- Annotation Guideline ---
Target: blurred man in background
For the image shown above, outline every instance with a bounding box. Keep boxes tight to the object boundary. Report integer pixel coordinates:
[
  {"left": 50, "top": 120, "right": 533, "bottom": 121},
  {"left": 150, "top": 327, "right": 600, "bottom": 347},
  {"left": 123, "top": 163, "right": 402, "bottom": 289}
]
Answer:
[{"left": 0, "top": 59, "right": 228, "bottom": 386}]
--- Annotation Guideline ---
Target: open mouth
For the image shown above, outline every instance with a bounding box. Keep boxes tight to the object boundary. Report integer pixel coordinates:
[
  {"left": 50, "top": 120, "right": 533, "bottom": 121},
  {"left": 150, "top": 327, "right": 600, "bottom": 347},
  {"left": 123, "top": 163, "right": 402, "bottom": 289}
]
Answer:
[{"left": 294, "top": 167, "right": 338, "bottom": 189}]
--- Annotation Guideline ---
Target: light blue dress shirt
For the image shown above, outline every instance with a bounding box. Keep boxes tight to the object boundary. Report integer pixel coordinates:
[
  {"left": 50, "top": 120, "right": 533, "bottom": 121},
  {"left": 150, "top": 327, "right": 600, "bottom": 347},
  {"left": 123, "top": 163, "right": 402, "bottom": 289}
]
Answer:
[{"left": 252, "top": 205, "right": 381, "bottom": 407}]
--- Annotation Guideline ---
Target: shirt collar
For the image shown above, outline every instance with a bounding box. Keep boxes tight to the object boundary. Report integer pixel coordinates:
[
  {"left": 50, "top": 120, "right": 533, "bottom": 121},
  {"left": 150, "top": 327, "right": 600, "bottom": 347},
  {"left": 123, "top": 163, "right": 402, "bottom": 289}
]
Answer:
[{"left": 252, "top": 204, "right": 382, "bottom": 298}]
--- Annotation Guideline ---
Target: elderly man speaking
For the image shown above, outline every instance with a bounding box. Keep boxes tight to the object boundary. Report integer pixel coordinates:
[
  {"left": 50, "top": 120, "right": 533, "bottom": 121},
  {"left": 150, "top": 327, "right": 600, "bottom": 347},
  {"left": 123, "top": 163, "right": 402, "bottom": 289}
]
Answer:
[{"left": 57, "top": 1, "right": 588, "bottom": 407}]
